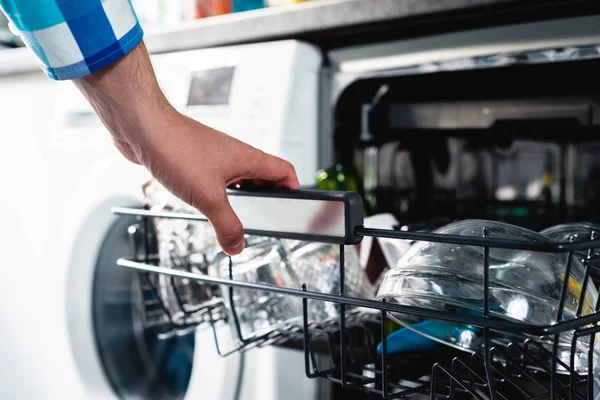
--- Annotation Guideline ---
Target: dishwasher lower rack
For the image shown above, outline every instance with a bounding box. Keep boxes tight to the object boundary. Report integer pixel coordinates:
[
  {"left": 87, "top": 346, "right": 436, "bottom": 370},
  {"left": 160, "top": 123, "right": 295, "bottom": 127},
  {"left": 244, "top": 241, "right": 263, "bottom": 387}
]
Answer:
[{"left": 112, "top": 190, "right": 600, "bottom": 400}]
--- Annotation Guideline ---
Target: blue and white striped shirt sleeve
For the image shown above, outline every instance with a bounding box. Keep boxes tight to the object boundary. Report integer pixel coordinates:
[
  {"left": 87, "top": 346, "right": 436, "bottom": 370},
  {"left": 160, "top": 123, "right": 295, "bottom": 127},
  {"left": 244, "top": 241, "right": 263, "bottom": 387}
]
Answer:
[{"left": 0, "top": 0, "right": 144, "bottom": 80}]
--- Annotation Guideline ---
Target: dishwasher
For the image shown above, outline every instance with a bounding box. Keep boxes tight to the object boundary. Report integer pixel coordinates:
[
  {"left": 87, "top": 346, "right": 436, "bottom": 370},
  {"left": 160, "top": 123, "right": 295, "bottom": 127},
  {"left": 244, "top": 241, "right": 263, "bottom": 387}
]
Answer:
[{"left": 110, "top": 18, "right": 600, "bottom": 400}]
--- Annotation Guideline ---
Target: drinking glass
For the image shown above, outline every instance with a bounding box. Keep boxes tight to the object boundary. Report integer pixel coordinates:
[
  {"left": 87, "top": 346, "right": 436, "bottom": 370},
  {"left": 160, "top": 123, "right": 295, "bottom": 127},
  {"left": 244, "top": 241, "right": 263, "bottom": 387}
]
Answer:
[
  {"left": 284, "top": 240, "right": 375, "bottom": 323},
  {"left": 210, "top": 237, "right": 303, "bottom": 341},
  {"left": 143, "top": 179, "right": 220, "bottom": 322}
]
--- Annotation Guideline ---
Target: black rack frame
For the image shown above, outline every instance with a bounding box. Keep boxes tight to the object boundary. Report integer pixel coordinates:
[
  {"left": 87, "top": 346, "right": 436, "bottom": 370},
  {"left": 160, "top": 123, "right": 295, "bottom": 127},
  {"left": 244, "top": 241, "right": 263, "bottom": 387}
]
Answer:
[{"left": 112, "top": 199, "right": 600, "bottom": 400}]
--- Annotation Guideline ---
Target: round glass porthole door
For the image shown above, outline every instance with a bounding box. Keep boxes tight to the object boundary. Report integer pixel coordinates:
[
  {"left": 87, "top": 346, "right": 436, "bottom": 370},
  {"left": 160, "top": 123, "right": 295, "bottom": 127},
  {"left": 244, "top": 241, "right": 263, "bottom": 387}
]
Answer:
[{"left": 92, "top": 215, "right": 194, "bottom": 399}]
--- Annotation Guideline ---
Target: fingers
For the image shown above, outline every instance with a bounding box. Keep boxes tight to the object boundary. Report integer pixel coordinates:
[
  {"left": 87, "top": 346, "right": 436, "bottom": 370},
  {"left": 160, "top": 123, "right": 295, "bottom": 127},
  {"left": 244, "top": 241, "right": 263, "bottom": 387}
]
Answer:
[
  {"left": 228, "top": 179, "right": 283, "bottom": 190},
  {"left": 202, "top": 192, "right": 245, "bottom": 256},
  {"left": 242, "top": 149, "right": 301, "bottom": 190}
]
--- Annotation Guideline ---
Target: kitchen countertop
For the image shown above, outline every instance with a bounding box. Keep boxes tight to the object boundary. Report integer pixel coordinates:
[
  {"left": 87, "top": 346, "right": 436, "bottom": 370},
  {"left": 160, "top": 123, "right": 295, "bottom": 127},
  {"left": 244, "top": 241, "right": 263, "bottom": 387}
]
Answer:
[
  {"left": 0, "top": 0, "right": 595, "bottom": 77},
  {"left": 142, "top": 0, "right": 516, "bottom": 54}
]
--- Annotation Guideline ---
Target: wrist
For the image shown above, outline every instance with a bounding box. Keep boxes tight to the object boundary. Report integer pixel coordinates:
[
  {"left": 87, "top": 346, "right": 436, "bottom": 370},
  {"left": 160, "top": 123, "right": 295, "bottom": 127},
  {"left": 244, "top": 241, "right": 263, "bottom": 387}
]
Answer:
[{"left": 74, "top": 41, "right": 174, "bottom": 150}]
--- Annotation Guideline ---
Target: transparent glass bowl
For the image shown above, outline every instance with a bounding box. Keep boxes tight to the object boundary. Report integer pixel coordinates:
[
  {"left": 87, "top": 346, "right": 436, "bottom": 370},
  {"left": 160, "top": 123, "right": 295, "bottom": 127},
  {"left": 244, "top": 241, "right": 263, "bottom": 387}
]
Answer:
[
  {"left": 541, "top": 222, "right": 600, "bottom": 243},
  {"left": 377, "top": 219, "right": 598, "bottom": 326},
  {"left": 376, "top": 219, "right": 600, "bottom": 375},
  {"left": 210, "top": 237, "right": 303, "bottom": 341},
  {"left": 540, "top": 222, "right": 600, "bottom": 265},
  {"left": 284, "top": 240, "right": 375, "bottom": 323}
]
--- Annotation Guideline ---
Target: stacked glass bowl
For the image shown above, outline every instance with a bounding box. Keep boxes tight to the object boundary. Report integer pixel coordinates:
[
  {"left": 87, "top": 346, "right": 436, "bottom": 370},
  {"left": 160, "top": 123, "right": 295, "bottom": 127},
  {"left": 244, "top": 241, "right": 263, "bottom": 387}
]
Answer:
[{"left": 376, "top": 219, "right": 599, "bottom": 373}]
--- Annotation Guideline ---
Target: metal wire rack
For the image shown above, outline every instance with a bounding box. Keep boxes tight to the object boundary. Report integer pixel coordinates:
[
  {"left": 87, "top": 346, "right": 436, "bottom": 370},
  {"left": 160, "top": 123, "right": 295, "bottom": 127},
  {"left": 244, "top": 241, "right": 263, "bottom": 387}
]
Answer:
[{"left": 112, "top": 189, "right": 600, "bottom": 399}]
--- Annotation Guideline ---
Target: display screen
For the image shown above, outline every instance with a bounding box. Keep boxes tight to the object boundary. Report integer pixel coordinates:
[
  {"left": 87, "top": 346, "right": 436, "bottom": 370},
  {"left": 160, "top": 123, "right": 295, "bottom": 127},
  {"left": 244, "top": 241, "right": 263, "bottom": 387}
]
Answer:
[{"left": 187, "top": 66, "right": 235, "bottom": 106}]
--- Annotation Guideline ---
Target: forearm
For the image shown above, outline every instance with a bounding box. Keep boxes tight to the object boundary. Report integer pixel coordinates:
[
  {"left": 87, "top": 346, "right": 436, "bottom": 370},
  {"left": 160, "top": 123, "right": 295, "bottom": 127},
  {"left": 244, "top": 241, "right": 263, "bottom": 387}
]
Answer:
[
  {"left": 2, "top": 1, "right": 299, "bottom": 255},
  {"left": 73, "top": 41, "right": 173, "bottom": 164}
]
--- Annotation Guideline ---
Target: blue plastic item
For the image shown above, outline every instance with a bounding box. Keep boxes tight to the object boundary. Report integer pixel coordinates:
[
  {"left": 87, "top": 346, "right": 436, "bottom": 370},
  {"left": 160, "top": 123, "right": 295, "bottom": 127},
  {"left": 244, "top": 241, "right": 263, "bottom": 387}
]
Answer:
[
  {"left": 377, "top": 304, "right": 512, "bottom": 355},
  {"left": 377, "top": 320, "right": 442, "bottom": 354},
  {"left": 377, "top": 319, "right": 485, "bottom": 355},
  {"left": 232, "top": 0, "right": 265, "bottom": 12},
  {"left": 378, "top": 306, "right": 516, "bottom": 355}
]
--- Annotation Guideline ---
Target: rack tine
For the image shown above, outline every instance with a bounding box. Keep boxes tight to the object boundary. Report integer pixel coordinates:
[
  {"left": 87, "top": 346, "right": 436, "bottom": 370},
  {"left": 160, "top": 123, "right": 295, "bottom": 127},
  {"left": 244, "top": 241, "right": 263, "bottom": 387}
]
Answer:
[
  {"left": 586, "top": 287, "right": 600, "bottom": 400},
  {"left": 587, "top": 331, "right": 596, "bottom": 399},
  {"left": 553, "top": 251, "right": 574, "bottom": 399},
  {"left": 521, "top": 339, "right": 572, "bottom": 381},
  {"left": 470, "top": 352, "right": 478, "bottom": 390},
  {"left": 506, "top": 343, "right": 549, "bottom": 392},
  {"left": 575, "top": 230, "right": 597, "bottom": 323},
  {"left": 302, "top": 283, "right": 320, "bottom": 378},
  {"left": 489, "top": 347, "right": 533, "bottom": 399},
  {"left": 453, "top": 357, "right": 510, "bottom": 400},
  {"left": 208, "top": 306, "right": 227, "bottom": 357},
  {"left": 482, "top": 227, "right": 498, "bottom": 400},
  {"left": 142, "top": 216, "right": 150, "bottom": 264},
  {"left": 339, "top": 244, "right": 347, "bottom": 388},
  {"left": 431, "top": 363, "right": 486, "bottom": 400},
  {"left": 450, "top": 357, "right": 462, "bottom": 398},
  {"left": 207, "top": 298, "right": 251, "bottom": 358},
  {"left": 358, "top": 319, "right": 377, "bottom": 370},
  {"left": 227, "top": 256, "right": 249, "bottom": 345},
  {"left": 570, "top": 332, "right": 583, "bottom": 400},
  {"left": 557, "top": 251, "right": 575, "bottom": 323},
  {"left": 380, "top": 300, "right": 389, "bottom": 400},
  {"left": 127, "top": 222, "right": 141, "bottom": 261}
]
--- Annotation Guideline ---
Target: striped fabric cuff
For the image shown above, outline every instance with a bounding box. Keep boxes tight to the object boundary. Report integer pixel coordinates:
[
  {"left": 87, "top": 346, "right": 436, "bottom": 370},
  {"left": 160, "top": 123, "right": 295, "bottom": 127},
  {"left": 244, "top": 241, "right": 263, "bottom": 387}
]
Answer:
[{"left": 1, "top": 0, "right": 144, "bottom": 80}]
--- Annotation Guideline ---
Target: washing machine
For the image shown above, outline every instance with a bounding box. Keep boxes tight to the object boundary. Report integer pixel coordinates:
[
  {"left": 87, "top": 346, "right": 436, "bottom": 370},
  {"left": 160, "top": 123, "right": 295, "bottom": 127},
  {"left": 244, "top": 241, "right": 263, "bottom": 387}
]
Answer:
[{"left": 0, "top": 39, "right": 322, "bottom": 400}]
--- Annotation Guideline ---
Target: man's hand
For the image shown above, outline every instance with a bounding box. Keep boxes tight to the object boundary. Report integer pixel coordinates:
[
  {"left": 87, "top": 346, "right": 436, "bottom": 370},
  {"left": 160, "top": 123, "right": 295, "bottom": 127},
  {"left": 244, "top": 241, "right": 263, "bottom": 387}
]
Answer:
[{"left": 74, "top": 42, "right": 300, "bottom": 255}]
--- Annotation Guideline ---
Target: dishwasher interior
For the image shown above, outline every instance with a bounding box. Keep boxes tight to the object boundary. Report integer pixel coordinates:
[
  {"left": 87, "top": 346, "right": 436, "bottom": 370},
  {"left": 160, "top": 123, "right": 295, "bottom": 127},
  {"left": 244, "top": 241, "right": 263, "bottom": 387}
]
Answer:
[
  {"left": 335, "top": 50, "right": 600, "bottom": 232},
  {"left": 114, "top": 45, "right": 600, "bottom": 400}
]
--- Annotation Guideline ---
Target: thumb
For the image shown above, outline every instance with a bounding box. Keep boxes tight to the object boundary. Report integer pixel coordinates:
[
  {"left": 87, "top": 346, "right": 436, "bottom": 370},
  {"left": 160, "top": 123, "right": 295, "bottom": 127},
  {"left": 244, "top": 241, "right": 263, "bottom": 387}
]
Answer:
[{"left": 203, "top": 193, "right": 245, "bottom": 256}]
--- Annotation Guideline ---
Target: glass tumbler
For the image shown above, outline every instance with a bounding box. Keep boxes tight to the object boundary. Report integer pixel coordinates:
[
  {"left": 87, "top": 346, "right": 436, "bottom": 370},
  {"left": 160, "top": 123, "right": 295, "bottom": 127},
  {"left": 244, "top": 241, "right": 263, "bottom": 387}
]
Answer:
[
  {"left": 143, "top": 179, "right": 220, "bottom": 323},
  {"left": 284, "top": 240, "right": 375, "bottom": 323},
  {"left": 211, "top": 237, "right": 303, "bottom": 341}
]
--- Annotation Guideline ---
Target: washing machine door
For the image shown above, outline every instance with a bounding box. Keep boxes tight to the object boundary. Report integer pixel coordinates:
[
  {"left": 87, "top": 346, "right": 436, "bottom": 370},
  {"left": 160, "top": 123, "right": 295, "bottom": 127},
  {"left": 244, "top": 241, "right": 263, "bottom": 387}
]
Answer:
[
  {"left": 90, "top": 213, "right": 240, "bottom": 400},
  {"left": 92, "top": 214, "right": 195, "bottom": 399}
]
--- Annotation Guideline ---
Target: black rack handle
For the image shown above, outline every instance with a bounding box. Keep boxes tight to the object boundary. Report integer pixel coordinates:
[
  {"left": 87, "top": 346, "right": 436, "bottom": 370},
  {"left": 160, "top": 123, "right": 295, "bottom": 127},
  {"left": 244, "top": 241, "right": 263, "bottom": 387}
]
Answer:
[
  {"left": 114, "top": 188, "right": 364, "bottom": 245},
  {"left": 227, "top": 189, "right": 364, "bottom": 245}
]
